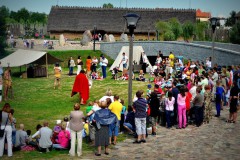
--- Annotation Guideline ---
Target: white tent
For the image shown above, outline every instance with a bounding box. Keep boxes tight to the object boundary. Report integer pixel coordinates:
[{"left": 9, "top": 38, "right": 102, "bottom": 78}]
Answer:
[
  {"left": 109, "top": 46, "right": 152, "bottom": 71},
  {"left": 0, "top": 49, "right": 62, "bottom": 77}
]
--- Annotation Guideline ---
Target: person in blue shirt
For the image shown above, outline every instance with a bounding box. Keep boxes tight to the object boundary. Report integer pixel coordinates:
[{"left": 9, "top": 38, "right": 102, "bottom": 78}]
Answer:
[{"left": 215, "top": 80, "right": 225, "bottom": 117}]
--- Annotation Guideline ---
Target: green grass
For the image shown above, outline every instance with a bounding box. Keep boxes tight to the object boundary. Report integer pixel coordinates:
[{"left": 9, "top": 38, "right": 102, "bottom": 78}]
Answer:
[{"left": 0, "top": 50, "right": 150, "bottom": 159}]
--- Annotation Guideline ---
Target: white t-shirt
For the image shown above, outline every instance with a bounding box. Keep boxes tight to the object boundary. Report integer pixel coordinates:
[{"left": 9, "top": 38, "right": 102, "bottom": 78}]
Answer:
[
  {"left": 102, "top": 58, "right": 108, "bottom": 66},
  {"left": 206, "top": 60, "right": 211, "bottom": 68},
  {"left": 92, "top": 58, "right": 98, "bottom": 65},
  {"left": 70, "top": 60, "right": 75, "bottom": 67},
  {"left": 189, "top": 86, "right": 197, "bottom": 101},
  {"left": 165, "top": 97, "right": 175, "bottom": 111},
  {"left": 200, "top": 78, "right": 208, "bottom": 93},
  {"left": 122, "top": 55, "right": 128, "bottom": 64},
  {"left": 156, "top": 57, "right": 162, "bottom": 64},
  {"left": 99, "top": 96, "right": 114, "bottom": 103},
  {"left": 212, "top": 72, "right": 219, "bottom": 83}
]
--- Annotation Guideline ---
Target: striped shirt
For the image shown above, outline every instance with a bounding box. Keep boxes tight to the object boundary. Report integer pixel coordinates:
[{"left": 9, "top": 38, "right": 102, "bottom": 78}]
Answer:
[{"left": 133, "top": 98, "right": 147, "bottom": 118}]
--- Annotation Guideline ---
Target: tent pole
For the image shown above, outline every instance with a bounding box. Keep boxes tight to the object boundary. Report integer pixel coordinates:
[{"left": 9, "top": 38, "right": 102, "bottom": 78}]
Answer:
[{"left": 46, "top": 53, "right": 48, "bottom": 78}]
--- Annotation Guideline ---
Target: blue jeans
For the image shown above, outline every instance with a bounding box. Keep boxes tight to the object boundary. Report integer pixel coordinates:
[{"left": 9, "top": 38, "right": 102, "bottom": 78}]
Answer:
[
  {"left": 165, "top": 110, "right": 173, "bottom": 128},
  {"left": 53, "top": 144, "right": 66, "bottom": 149},
  {"left": 69, "top": 67, "right": 73, "bottom": 75},
  {"left": 102, "top": 66, "right": 107, "bottom": 78},
  {"left": 216, "top": 102, "right": 221, "bottom": 116},
  {"left": 123, "top": 63, "right": 127, "bottom": 69},
  {"left": 109, "top": 121, "right": 119, "bottom": 136},
  {"left": 123, "top": 122, "right": 135, "bottom": 132},
  {"left": 12, "top": 130, "right": 16, "bottom": 145}
]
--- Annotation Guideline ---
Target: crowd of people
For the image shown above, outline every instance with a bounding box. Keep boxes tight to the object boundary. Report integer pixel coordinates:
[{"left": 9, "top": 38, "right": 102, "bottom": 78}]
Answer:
[
  {"left": 67, "top": 54, "right": 108, "bottom": 79},
  {"left": 1, "top": 49, "right": 240, "bottom": 158}
]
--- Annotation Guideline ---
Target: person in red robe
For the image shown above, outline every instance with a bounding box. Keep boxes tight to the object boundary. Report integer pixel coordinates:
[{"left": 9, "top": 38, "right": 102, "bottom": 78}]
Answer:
[{"left": 71, "top": 70, "right": 89, "bottom": 104}]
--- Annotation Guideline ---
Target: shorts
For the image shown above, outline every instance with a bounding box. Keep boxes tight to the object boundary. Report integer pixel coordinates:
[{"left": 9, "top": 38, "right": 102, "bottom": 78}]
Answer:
[
  {"left": 135, "top": 118, "right": 146, "bottom": 135},
  {"left": 123, "top": 63, "right": 127, "bottom": 68},
  {"left": 109, "top": 121, "right": 119, "bottom": 136},
  {"left": 149, "top": 116, "right": 157, "bottom": 126}
]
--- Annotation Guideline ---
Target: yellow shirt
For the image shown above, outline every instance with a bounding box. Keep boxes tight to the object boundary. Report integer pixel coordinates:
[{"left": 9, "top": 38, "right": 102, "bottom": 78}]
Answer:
[
  {"left": 108, "top": 101, "right": 123, "bottom": 120},
  {"left": 84, "top": 123, "right": 89, "bottom": 135}
]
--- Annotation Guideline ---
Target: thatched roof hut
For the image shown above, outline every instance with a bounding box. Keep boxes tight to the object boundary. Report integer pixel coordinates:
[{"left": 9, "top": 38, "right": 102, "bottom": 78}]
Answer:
[{"left": 47, "top": 6, "right": 196, "bottom": 39}]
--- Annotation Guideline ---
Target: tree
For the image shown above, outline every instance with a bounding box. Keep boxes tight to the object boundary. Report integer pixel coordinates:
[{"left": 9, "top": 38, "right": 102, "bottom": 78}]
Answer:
[
  {"left": 182, "top": 21, "right": 195, "bottom": 40},
  {"left": 229, "top": 21, "right": 240, "bottom": 44},
  {"left": 103, "top": 3, "right": 114, "bottom": 8},
  {"left": 195, "top": 21, "right": 208, "bottom": 41},
  {"left": 225, "top": 11, "right": 236, "bottom": 26},
  {"left": 0, "top": 6, "right": 10, "bottom": 18},
  {"left": 10, "top": 11, "right": 20, "bottom": 22},
  {"left": 155, "top": 21, "right": 171, "bottom": 35},
  {"left": 17, "top": 8, "right": 30, "bottom": 34},
  {"left": 164, "top": 30, "right": 175, "bottom": 41},
  {"left": 0, "top": 11, "right": 7, "bottom": 55},
  {"left": 168, "top": 18, "right": 182, "bottom": 40}
]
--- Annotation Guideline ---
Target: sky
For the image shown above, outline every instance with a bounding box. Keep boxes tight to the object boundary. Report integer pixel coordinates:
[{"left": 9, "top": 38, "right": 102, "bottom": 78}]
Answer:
[{"left": 1, "top": 0, "right": 240, "bottom": 18}]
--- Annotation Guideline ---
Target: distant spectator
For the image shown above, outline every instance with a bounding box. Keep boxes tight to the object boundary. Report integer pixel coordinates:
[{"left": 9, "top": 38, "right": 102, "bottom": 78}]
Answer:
[
  {"left": 69, "top": 103, "right": 84, "bottom": 157},
  {"left": 53, "top": 122, "right": 70, "bottom": 149},
  {"left": 0, "top": 103, "right": 13, "bottom": 157},
  {"left": 14, "top": 124, "right": 28, "bottom": 150},
  {"left": 123, "top": 105, "right": 136, "bottom": 134},
  {"left": 54, "top": 63, "right": 62, "bottom": 89},
  {"left": 69, "top": 57, "right": 75, "bottom": 76},
  {"left": 38, "top": 121, "right": 53, "bottom": 153}
]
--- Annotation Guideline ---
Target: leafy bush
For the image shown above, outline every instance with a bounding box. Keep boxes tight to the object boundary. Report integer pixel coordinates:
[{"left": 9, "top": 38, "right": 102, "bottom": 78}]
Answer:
[
  {"left": 155, "top": 21, "right": 171, "bottom": 35},
  {"left": 169, "top": 18, "right": 183, "bottom": 40},
  {"left": 164, "top": 31, "right": 175, "bottom": 41},
  {"left": 182, "top": 21, "right": 196, "bottom": 40},
  {"left": 195, "top": 21, "right": 208, "bottom": 41}
]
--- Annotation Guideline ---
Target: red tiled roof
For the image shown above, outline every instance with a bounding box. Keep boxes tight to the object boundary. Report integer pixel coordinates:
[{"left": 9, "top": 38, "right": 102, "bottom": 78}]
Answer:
[{"left": 196, "top": 9, "right": 211, "bottom": 18}]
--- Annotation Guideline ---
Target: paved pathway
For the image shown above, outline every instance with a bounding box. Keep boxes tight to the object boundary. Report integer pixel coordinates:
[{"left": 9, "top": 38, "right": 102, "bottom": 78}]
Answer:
[
  {"left": 12, "top": 39, "right": 100, "bottom": 51},
  {"left": 84, "top": 107, "right": 240, "bottom": 160}
]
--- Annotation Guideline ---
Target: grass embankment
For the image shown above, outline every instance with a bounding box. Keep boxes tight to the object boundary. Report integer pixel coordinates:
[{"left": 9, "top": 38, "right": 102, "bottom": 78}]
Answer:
[{"left": 0, "top": 50, "right": 149, "bottom": 159}]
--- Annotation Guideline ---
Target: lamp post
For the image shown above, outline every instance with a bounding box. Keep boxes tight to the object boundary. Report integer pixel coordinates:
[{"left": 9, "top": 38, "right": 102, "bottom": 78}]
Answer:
[
  {"left": 123, "top": 13, "right": 141, "bottom": 106},
  {"left": 209, "top": 17, "right": 219, "bottom": 66},
  {"left": 156, "top": 30, "right": 159, "bottom": 41},
  {"left": 93, "top": 25, "right": 97, "bottom": 51}
]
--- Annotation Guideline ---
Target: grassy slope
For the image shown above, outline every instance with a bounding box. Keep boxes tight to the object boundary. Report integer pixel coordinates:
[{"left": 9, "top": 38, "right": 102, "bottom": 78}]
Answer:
[{"left": 0, "top": 50, "right": 149, "bottom": 159}]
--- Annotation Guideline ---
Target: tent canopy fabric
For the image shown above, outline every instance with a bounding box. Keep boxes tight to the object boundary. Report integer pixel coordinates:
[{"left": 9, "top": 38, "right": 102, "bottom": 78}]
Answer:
[
  {"left": 110, "top": 46, "right": 152, "bottom": 71},
  {"left": 0, "top": 49, "right": 62, "bottom": 67}
]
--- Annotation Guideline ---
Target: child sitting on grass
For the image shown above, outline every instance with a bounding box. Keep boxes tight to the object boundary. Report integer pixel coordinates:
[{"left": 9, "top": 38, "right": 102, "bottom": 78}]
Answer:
[{"left": 52, "top": 120, "right": 62, "bottom": 144}]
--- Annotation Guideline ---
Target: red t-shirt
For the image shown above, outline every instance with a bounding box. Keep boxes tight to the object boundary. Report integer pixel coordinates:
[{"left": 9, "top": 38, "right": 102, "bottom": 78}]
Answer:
[{"left": 185, "top": 92, "right": 192, "bottom": 110}]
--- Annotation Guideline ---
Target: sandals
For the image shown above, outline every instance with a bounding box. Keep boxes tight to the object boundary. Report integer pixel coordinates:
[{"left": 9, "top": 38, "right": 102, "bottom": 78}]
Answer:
[
  {"left": 226, "top": 120, "right": 232, "bottom": 123},
  {"left": 104, "top": 152, "right": 109, "bottom": 155},
  {"left": 226, "top": 120, "right": 236, "bottom": 123},
  {"left": 95, "top": 153, "right": 101, "bottom": 156}
]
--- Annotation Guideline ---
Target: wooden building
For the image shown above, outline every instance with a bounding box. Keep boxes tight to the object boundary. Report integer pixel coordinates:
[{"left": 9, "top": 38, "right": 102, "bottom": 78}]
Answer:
[
  {"left": 47, "top": 6, "right": 196, "bottom": 40},
  {"left": 196, "top": 9, "right": 211, "bottom": 22}
]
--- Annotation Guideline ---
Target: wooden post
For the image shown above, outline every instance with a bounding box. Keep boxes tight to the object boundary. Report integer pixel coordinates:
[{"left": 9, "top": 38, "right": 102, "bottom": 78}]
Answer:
[{"left": 46, "top": 53, "right": 48, "bottom": 78}]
